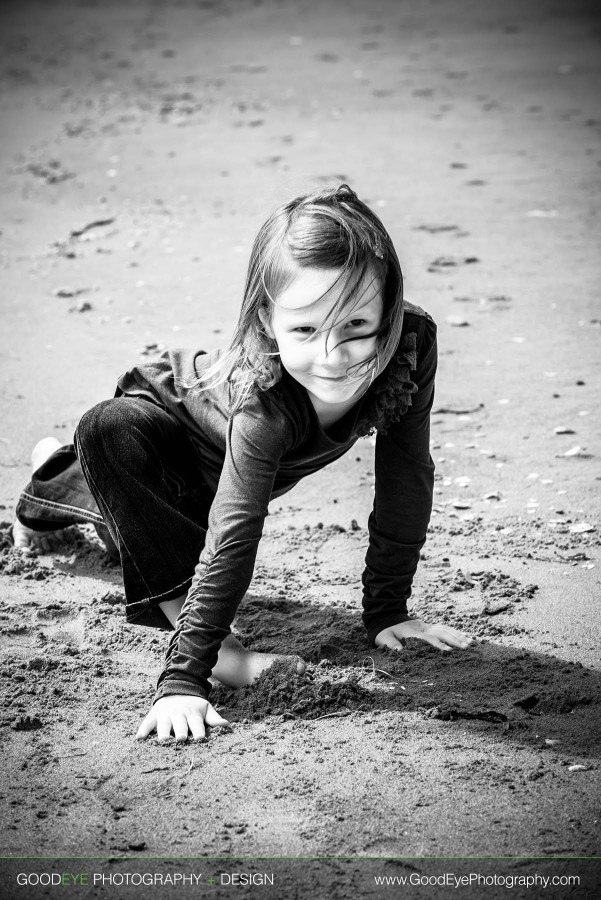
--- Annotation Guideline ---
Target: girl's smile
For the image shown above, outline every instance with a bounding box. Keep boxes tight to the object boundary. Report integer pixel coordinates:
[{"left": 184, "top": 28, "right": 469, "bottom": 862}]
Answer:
[
  {"left": 313, "top": 373, "right": 349, "bottom": 381},
  {"left": 259, "top": 266, "right": 384, "bottom": 423}
]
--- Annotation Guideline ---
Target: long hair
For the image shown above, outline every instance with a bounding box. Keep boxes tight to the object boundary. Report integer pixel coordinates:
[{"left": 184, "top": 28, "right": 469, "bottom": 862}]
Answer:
[{"left": 189, "top": 184, "right": 404, "bottom": 412}]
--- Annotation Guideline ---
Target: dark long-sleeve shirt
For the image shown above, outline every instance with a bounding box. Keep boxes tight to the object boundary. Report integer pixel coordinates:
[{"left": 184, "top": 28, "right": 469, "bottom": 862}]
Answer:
[{"left": 116, "top": 302, "right": 437, "bottom": 701}]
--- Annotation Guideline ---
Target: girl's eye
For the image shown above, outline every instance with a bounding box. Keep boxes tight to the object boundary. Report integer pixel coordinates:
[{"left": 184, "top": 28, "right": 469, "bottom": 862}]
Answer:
[
  {"left": 294, "top": 326, "right": 315, "bottom": 334},
  {"left": 348, "top": 319, "right": 366, "bottom": 328}
]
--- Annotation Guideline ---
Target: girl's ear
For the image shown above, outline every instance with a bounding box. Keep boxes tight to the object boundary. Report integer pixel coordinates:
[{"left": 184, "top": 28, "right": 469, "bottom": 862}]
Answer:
[{"left": 258, "top": 305, "right": 275, "bottom": 340}]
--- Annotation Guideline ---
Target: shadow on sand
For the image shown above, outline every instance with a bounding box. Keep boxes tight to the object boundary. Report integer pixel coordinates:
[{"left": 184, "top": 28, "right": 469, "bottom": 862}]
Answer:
[{"left": 213, "top": 594, "right": 601, "bottom": 761}]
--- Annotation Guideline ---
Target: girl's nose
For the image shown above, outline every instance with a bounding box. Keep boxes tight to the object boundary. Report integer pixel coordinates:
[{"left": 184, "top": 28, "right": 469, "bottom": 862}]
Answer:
[{"left": 318, "top": 333, "right": 348, "bottom": 367}]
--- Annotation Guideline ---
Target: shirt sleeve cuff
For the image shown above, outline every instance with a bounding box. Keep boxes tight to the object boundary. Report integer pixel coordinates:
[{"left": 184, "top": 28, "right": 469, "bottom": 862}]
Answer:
[{"left": 153, "top": 678, "right": 211, "bottom": 705}]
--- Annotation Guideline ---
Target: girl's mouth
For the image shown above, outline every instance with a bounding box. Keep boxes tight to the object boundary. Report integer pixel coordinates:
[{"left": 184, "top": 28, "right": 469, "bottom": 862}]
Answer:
[
  {"left": 314, "top": 375, "right": 349, "bottom": 383},
  {"left": 312, "top": 372, "right": 349, "bottom": 382}
]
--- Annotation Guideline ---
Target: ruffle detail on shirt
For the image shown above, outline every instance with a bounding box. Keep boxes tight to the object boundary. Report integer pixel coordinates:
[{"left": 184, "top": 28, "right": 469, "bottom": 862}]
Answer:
[{"left": 355, "top": 332, "right": 418, "bottom": 437}]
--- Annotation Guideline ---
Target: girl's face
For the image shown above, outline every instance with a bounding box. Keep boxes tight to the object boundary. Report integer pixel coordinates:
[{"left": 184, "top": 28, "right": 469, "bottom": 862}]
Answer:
[{"left": 259, "top": 266, "right": 384, "bottom": 416}]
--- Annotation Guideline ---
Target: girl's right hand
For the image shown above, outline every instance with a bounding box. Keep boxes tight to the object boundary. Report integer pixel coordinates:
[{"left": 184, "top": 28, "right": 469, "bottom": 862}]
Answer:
[{"left": 136, "top": 694, "right": 232, "bottom": 742}]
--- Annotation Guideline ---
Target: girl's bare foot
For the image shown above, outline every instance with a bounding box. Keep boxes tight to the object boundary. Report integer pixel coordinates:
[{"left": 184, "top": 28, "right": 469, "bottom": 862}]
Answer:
[
  {"left": 212, "top": 633, "right": 306, "bottom": 689},
  {"left": 13, "top": 437, "right": 76, "bottom": 555},
  {"left": 159, "top": 595, "right": 306, "bottom": 688},
  {"left": 13, "top": 518, "right": 76, "bottom": 555}
]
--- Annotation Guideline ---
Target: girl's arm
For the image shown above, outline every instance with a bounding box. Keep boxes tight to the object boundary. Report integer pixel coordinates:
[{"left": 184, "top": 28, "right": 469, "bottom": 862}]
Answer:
[
  {"left": 153, "top": 398, "right": 294, "bottom": 704},
  {"left": 361, "top": 313, "right": 472, "bottom": 652}
]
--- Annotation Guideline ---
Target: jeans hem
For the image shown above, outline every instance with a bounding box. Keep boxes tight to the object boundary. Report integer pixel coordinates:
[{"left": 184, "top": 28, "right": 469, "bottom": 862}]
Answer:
[
  {"left": 125, "top": 576, "right": 194, "bottom": 629},
  {"left": 17, "top": 490, "right": 105, "bottom": 526}
]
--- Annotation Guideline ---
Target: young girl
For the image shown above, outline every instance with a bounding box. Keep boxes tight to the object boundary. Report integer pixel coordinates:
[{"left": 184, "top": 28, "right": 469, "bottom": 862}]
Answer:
[{"left": 14, "top": 184, "right": 472, "bottom": 742}]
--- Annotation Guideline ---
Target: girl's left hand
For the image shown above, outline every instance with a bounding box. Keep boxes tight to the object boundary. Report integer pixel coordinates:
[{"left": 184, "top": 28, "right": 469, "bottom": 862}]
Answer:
[{"left": 375, "top": 618, "right": 474, "bottom": 652}]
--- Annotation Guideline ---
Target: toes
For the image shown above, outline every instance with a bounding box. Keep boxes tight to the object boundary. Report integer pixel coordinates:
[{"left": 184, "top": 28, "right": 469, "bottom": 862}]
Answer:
[
  {"left": 17, "top": 544, "right": 37, "bottom": 557},
  {"left": 12, "top": 522, "right": 38, "bottom": 554},
  {"left": 30, "top": 532, "right": 66, "bottom": 555},
  {"left": 32, "top": 526, "right": 78, "bottom": 555},
  {"left": 12, "top": 527, "right": 29, "bottom": 549}
]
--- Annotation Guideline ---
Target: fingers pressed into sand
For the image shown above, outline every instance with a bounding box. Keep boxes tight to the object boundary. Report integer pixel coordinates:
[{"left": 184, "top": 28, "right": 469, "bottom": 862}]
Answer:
[
  {"left": 450, "top": 634, "right": 474, "bottom": 649},
  {"left": 423, "top": 635, "right": 453, "bottom": 652},
  {"left": 435, "top": 625, "right": 475, "bottom": 649},
  {"left": 445, "top": 625, "right": 473, "bottom": 638},
  {"left": 443, "top": 636, "right": 469, "bottom": 649},
  {"left": 171, "top": 713, "right": 190, "bottom": 743},
  {"left": 376, "top": 633, "right": 405, "bottom": 651},
  {"left": 136, "top": 709, "right": 158, "bottom": 740},
  {"left": 204, "top": 703, "right": 232, "bottom": 732},
  {"left": 187, "top": 713, "right": 207, "bottom": 742},
  {"left": 156, "top": 713, "right": 173, "bottom": 743}
]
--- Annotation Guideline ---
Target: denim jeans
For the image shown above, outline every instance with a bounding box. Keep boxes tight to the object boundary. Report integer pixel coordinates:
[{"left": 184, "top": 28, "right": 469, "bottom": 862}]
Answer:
[{"left": 16, "top": 397, "right": 215, "bottom": 630}]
